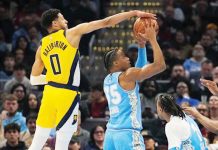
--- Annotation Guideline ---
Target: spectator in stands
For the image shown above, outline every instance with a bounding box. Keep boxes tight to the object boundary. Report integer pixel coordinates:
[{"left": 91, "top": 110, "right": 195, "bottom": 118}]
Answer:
[
  {"left": 164, "top": 5, "right": 183, "bottom": 31},
  {"left": 4, "top": 64, "right": 31, "bottom": 94},
  {"left": 172, "top": 30, "right": 192, "bottom": 60},
  {"left": 12, "top": 14, "right": 34, "bottom": 49},
  {"left": 200, "top": 33, "right": 218, "bottom": 66},
  {"left": 68, "top": 138, "right": 81, "bottom": 150},
  {"left": 206, "top": 23, "right": 218, "bottom": 44},
  {"left": 196, "top": 103, "right": 209, "bottom": 137},
  {"left": 20, "top": 113, "right": 37, "bottom": 148},
  {"left": 28, "top": 25, "right": 42, "bottom": 53},
  {"left": 87, "top": 84, "right": 108, "bottom": 118},
  {"left": 84, "top": 125, "right": 105, "bottom": 150},
  {"left": 141, "top": 130, "right": 157, "bottom": 150},
  {"left": 175, "top": 81, "right": 200, "bottom": 107},
  {"left": 166, "top": 64, "right": 188, "bottom": 93},
  {"left": 2, "top": 94, "right": 27, "bottom": 132},
  {"left": 0, "top": 123, "right": 27, "bottom": 150},
  {"left": 208, "top": 95, "right": 218, "bottom": 120},
  {"left": 140, "top": 80, "right": 158, "bottom": 118},
  {"left": 197, "top": 103, "right": 209, "bottom": 117},
  {"left": 13, "top": 36, "right": 35, "bottom": 63},
  {"left": 183, "top": 44, "right": 207, "bottom": 76},
  {"left": 10, "top": 83, "right": 27, "bottom": 112},
  {"left": 22, "top": 93, "right": 39, "bottom": 117},
  {"left": 72, "top": 110, "right": 90, "bottom": 150},
  {"left": 14, "top": 49, "right": 25, "bottom": 64},
  {"left": 189, "top": 60, "right": 213, "bottom": 100},
  {"left": 156, "top": 13, "right": 173, "bottom": 44},
  {"left": 0, "top": 53, "right": 15, "bottom": 80}
]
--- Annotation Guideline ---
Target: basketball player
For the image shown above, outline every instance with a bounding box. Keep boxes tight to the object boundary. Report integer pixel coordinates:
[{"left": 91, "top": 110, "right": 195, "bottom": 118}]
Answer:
[
  {"left": 29, "top": 9, "right": 156, "bottom": 150},
  {"left": 103, "top": 21, "right": 166, "bottom": 150},
  {"left": 156, "top": 93, "right": 208, "bottom": 150}
]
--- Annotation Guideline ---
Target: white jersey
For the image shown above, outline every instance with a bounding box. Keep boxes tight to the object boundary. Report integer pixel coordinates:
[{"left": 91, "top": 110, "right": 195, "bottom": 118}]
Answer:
[{"left": 165, "top": 115, "right": 208, "bottom": 150}]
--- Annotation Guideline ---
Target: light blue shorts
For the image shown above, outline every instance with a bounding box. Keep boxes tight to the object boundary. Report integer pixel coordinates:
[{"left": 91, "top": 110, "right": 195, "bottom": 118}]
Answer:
[{"left": 103, "top": 129, "right": 145, "bottom": 150}]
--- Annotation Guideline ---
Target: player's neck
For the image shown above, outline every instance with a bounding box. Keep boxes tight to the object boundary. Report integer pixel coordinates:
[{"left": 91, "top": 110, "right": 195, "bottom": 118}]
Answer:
[
  {"left": 165, "top": 114, "right": 172, "bottom": 123},
  {"left": 48, "top": 28, "right": 59, "bottom": 33}
]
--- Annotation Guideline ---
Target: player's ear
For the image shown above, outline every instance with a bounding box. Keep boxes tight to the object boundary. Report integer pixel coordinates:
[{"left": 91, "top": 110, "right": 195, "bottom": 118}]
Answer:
[
  {"left": 52, "top": 20, "right": 58, "bottom": 27},
  {"left": 113, "top": 60, "right": 118, "bottom": 65}
]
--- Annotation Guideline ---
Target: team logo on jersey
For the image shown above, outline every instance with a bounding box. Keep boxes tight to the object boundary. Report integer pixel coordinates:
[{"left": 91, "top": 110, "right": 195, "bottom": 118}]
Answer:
[{"left": 72, "top": 115, "right": 77, "bottom": 125}]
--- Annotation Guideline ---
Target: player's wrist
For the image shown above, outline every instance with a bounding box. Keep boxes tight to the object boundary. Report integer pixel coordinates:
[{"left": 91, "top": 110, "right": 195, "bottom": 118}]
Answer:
[
  {"left": 194, "top": 112, "right": 202, "bottom": 119},
  {"left": 148, "top": 38, "right": 157, "bottom": 44}
]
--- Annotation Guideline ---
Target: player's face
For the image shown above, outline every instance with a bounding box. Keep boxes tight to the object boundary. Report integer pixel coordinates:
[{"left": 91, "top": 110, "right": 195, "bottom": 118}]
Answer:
[
  {"left": 115, "top": 49, "right": 131, "bottom": 71},
  {"left": 55, "top": 13, "right": 68, "bottom": 30}
]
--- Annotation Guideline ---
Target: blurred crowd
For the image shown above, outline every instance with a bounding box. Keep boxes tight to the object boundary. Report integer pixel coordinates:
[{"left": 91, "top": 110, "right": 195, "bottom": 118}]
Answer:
[{"left": 0, "top": 0, "right": 218, "bottom": 150}]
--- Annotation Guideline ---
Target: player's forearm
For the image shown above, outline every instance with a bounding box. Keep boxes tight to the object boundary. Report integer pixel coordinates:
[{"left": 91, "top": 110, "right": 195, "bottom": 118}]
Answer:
[
  {"left": 135, "top": 46, "right": 148, "bottom": 68},
  {"left": 196, "top": 114, "right": 218, "bottom": 134},
  {"left": 103, "top": 10, "right": 137, "bottom": 27},
  {"left": 149, "top": 39, "right": 166, "bottom": 72}
]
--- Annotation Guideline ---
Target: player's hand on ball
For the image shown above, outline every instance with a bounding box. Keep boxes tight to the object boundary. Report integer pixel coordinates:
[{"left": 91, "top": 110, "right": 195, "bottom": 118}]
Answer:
[
  {"left": 135, "top": 11, "right": 156, "bottom": 20},
  {"left": 133, "top": 31, "right": 146, "bottom": 45},
  {"left": 144, "top": 21, "right": 156, "bottom": 41}
]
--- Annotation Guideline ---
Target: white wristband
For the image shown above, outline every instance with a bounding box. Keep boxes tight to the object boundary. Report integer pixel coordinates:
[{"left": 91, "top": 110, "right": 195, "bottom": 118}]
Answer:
[{"left": 30, "top": 75, "right": 47, "bottom": 85}]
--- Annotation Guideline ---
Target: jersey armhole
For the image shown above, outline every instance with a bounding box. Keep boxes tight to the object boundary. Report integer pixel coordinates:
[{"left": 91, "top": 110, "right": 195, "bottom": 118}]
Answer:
[{"left": 63, "top": 30, "right": 66, "bottom": 37}]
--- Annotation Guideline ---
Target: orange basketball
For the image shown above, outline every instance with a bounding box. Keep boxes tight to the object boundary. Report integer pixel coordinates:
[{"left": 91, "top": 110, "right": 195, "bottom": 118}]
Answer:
[{"left": 133, "top": 17, "right": 159, "bottom": 41}]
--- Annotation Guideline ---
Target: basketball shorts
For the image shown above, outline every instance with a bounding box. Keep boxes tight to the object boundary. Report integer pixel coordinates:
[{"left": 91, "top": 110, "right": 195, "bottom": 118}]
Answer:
[
  {"left": 103, "top": 129, "right": 145, "bottom": 150},
  {"left": 36, "top": 85, "right": 80, "bottom": 132}
]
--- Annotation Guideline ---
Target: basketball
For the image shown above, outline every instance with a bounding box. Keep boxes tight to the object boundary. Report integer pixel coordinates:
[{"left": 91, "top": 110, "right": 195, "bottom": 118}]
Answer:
[{"left": 133, "top": 17, "right": 159, "bottom": 41}]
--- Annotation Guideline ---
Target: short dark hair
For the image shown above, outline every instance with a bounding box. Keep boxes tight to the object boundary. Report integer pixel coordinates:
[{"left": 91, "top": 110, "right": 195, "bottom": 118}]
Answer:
[
  {"left": 11, "top": 83, "right": 26, "bottom": 96},
  {"left": 201, "top": 59, "right": 213, "bottom": 66},
  {"left": 41, "top": 9, "right": 60, "bottom": 29},
  {"left": 14, "top": 64, "right": 25, "bottom": 71},
  {"left": 3, "top": 94, "right": 18, "bottom": 103},
  {"left": 156, "top": 93, "right": 185, "bottom": 119},
  {"left": 4, "top": 123, "right": 20, "bottom": 133},
  {"left": 26, "top": 113, "right": 37, "bottom": 123},
  {"left": 104, "top": 48, "right": 119, "bottom": 71}
]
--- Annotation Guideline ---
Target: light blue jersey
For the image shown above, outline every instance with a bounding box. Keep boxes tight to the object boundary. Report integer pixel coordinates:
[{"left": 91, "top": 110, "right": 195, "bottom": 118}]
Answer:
[
  {"left": 166, "top": 115, "right": 208, "bottom": 150},
  {"left": 103, "top": 72, "right": 142, "bottom": 131},
  {"left": 103, "top": 71, "right": 145, "bottom": 150}
]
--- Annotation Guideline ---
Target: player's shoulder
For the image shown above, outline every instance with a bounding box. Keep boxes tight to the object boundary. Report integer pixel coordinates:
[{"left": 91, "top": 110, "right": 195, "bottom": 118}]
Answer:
[{"left": 166, "top": 116, "right": 189, "bottom": 131}]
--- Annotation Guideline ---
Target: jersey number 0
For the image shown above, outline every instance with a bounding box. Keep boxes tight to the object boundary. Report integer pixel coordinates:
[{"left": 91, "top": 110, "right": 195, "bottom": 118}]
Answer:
[{"left": 50, "top": 54, "right": 61, "bottom": 75}]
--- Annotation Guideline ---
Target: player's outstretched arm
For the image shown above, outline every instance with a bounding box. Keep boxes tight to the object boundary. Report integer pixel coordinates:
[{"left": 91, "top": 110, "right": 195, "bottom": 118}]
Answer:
[
  {"left": 122, "top": 21, "right": 166, "bottom": 82},
  {"left": 69, "top": 10, "right": 156, "bottom": 35},
  {"left": 200, "top": 78, "right": 218, "bottom": 96},
  {"left": 183, "top": 107, "right": 218, "bottom": 134},
  {"left": 30, "top": 47, "right": 47, "bottom": 85},
  {"left": 134, "top": 33, "right": 148, "bottom": 68}
]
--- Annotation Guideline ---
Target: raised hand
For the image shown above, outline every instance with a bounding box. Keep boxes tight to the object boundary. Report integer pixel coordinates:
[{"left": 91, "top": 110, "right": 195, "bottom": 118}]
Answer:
[
  {"left": 183, "top": 107, "right": 201, "bottom": 118},
  {"left": 133, "top": 31, "right": 146, "bottom": 46},
  {"left": 200, "top": 78, "right": 218, "bottom": 96}
]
